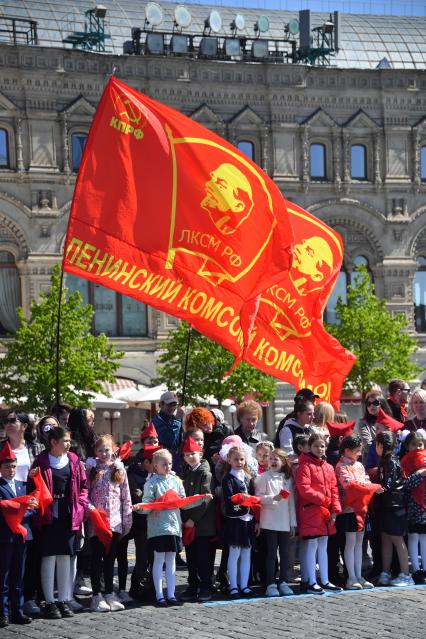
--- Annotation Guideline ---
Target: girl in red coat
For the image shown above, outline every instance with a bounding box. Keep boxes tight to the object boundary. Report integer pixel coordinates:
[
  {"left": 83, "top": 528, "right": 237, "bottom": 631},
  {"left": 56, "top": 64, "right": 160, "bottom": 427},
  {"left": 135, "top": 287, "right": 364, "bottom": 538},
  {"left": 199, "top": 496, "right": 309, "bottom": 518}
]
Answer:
[{"left": 296, "top": 434, "right": 342, "bottom": 594}]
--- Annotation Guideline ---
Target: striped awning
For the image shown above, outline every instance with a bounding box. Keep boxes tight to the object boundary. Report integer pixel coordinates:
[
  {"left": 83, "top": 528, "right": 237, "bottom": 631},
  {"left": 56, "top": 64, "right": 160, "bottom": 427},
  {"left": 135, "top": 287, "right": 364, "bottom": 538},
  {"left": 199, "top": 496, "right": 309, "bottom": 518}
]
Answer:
[{"left": 101, "top": 378, "right": 137, "bottom": 394}]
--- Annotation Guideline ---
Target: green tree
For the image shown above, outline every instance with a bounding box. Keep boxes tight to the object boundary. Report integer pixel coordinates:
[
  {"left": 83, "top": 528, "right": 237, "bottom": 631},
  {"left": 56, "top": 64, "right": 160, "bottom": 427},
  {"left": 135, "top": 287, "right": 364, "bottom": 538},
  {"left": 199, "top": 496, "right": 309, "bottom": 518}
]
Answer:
[
  {"left": 154, "top": 322, "right": 276, "bottom": 406},
  {"left": 326, "top": 265, "right": 419, "bottom": 393},
  {"left": 0, "top": 265, "right": 123, "bottom": 413}
]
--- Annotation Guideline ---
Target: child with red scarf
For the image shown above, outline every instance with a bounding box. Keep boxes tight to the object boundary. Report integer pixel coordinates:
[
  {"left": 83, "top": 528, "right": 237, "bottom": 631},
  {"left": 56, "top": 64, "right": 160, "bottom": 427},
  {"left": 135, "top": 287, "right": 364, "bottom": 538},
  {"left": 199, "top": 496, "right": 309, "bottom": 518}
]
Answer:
[{"left": 401, "top": 431, "right": 426, "bottom": 584}]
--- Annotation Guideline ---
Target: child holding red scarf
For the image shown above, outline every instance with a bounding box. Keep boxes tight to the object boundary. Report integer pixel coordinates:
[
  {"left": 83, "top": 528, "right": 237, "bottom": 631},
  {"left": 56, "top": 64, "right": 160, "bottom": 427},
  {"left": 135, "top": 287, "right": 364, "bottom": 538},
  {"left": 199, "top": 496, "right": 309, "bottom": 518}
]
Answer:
[{"left": 401, "top": 431, "right": 426, "bottom": 584}]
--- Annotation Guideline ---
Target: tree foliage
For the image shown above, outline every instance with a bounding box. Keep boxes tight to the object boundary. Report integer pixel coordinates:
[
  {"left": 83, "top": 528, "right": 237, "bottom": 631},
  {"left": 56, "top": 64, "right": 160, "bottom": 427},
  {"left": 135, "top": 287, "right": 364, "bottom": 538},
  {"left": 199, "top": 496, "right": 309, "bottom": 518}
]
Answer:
[
  {"left": 0, "top": 265, "right": 123, "bottom": 413},
  {"left": 326, "top": 265, "right": 419, "bottom": 393},
  {"left": 154, "top": 322, "right": 277, "bottom": 406}
]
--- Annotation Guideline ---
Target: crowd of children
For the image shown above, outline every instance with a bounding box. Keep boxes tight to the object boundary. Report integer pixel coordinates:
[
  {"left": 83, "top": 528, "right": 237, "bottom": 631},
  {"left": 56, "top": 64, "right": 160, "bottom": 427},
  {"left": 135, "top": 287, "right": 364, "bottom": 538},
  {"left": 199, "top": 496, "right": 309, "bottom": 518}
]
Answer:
[{"left": 0, "top": 389, "right": 426, "bottom": 627}]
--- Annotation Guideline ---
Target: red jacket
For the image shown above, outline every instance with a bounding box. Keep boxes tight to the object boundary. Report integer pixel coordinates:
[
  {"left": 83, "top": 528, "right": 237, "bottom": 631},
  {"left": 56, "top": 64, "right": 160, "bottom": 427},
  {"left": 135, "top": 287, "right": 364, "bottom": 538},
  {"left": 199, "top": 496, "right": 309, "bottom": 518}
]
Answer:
[{"left": 296, "top": 452, "right": 341, "bottom": 537}]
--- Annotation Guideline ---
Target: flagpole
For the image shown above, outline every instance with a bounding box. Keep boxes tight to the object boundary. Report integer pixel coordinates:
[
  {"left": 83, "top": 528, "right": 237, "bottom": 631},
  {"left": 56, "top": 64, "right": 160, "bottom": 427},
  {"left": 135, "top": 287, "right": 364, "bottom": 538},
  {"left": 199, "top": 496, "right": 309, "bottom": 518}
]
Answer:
[
  {"left": 181, "top": 324, "right": 192, "bottom": 406},
  {"left": 55, "top": 268, "right": 65, "bottom": 416}
]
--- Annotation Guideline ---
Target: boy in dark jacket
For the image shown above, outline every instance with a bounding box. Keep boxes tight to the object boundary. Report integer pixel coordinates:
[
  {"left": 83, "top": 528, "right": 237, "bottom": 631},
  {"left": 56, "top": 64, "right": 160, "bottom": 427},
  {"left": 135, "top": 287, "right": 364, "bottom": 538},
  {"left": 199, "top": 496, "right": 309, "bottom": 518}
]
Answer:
[
  {"left": 0, "top": 443, "right": 38, "bottom": 628},
  {"left": 180, "top": 437, "right": 215, "bottom": 602}
]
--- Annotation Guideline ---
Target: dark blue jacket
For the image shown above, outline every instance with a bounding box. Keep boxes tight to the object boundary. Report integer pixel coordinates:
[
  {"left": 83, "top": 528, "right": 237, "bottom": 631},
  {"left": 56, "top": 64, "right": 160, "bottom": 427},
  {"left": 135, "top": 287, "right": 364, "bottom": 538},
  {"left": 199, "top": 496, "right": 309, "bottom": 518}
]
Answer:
[
  {"left": 221, "top": 472, "right": 254, "bottom": 518},
  {"left": 152, "top": 411, "right": 182, "bottom": 470},
  {"left": 0, "top": 478, "right": 34, "bottom": 543}
]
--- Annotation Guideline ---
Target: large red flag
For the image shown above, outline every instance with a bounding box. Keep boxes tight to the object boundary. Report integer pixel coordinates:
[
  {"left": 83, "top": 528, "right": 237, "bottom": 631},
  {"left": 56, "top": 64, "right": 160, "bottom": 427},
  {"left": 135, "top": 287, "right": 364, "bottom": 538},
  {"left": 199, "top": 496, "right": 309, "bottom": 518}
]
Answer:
[
  {"left": 63, "top": 77, "right": 293, "bottom": 359},
  {"left": 243, "top": 201, "right": 356, "bottom": 405}
]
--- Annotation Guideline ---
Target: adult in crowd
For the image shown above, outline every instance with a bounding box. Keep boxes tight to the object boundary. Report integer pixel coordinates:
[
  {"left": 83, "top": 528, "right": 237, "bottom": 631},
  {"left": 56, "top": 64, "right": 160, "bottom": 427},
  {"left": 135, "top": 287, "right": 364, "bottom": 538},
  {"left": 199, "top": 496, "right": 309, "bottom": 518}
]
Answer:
[
  {"left": 0, "top": 411, "right": 44, "bottom": 482},
  {"left": 151, "top": 391, "right": 183, "bottom": 471},
  {"left": 29, "top": 425, "right": 88, "bottom": 619},
  {"left": 276, "top": 398, "right": 316, "bottom": 459},
  {"left": 183, "top": 407, "right": 229, "bottom": 471},
  {"left": 50, "top": 403, "right": 72, "bottom": 429},
  {"left": 234, "top": 400, "right": 265, "bottom": 449},
  {"left": 313, "top": 402, "right": 335, "bottom": 442},
  {"left": 68, "top": 408, "right": 97, "bottom": 461},
  {"left": 356, "top": 390, "right": 392, "bottom": 467},
  {"left": 274, "top": 388, "right": 319, "bottom": 448},
  {"left": 387, "top": 379, "right": 411, "bottom": 424},
  {"left": 404, "top": 388, "right": 426, "bottom": 433}
]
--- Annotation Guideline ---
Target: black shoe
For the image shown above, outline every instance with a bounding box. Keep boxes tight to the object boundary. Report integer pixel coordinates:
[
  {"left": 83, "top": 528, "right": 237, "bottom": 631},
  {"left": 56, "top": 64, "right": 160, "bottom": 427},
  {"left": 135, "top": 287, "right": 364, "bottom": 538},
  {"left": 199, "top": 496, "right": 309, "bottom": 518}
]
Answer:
[
  {"left": 299, "top": 581, "right": 309, "bottom": 594},
  {"left": 180, "top": 587, "right": 198, "bottom": 602},
  {"left": 175, "top": 555, "right": 187, "bottom": 569},
  {"left": 166, "top": 597, "right": 183, "bottom": 606},
  {"left": 57, "top": 601, "right": 74, "bottom": 618},
  {"left": 241, "top": 588, "right": 254, "bottom": 598},
  {"left": 321, "top": 582, "right": 343, "bottom": 593},
  {"left": 155, "top": 598, "right": 168, "bottom": 608},
  {"left": 43, "top": 602, "right": 62, "bottom": 619},
  {"left": 229, "top": 588, "right": 240, "bottom": 600},
  {"left": 307, "top": 583, "right": 325, "bottom": 595},
  {"left": 412, "top": 570, "right": 425, "bottom": 585},
  {"left": 0, "top": 616, "right": 8, "bottom": 628},
  {"left": 10, "top": 613, "right": 32, "bottom": 625},
  {"left": 198, "top": 588, "right": 212, "bottom": 603}
]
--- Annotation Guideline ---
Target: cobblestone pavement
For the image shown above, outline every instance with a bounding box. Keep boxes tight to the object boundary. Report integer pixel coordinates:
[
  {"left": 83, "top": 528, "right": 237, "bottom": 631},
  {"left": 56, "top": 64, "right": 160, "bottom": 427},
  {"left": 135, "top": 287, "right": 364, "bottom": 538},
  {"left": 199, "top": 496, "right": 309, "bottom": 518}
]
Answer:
[{"left": 2, "top": 549, "right": 425, "bottom": 639}]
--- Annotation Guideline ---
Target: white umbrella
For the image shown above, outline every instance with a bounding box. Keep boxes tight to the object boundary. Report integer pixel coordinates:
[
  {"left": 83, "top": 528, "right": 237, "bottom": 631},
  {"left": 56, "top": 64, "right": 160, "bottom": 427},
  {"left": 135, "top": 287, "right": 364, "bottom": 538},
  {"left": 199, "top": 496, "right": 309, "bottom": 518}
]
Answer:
[
  {"left": 111, "top": 385, "right": 148, "bottom": 402},
  {"left": 134, "top": 384, "right": 168, "bottom": 403},
  {"left": 89, "top": 392, "right": 128, "bottom": 410}
]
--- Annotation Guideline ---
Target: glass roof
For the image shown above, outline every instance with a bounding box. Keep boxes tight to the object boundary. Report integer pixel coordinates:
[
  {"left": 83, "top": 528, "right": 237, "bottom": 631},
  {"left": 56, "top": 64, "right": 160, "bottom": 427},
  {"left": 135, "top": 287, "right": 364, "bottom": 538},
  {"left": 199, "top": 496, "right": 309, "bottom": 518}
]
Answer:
[{"left": 1, "top": 0, "right": 425, "bottom": 69}]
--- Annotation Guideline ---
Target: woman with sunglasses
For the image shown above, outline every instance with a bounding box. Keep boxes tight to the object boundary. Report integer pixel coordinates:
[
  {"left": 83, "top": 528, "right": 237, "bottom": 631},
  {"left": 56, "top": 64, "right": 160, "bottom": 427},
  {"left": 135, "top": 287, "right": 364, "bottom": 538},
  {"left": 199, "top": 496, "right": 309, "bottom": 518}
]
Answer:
[
  {"left": 357, "top": 392, "right": 392, "bottom": 468},
  {"left": 0, "top": 411, "right": 44, "bottom": 483}
]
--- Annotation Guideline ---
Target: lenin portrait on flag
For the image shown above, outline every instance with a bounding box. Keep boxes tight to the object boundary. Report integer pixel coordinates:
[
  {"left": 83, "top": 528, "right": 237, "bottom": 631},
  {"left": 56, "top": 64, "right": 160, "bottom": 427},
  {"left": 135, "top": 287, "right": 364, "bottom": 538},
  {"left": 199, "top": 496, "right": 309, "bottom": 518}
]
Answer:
[{"left": 164, "top": 131, "right": 278, "bottom": 289}]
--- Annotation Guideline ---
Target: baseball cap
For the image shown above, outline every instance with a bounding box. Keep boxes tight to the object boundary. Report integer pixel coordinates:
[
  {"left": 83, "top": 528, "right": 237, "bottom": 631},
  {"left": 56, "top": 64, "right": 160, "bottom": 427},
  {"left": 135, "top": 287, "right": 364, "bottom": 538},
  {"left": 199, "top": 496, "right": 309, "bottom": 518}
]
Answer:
[
  {"left": 160, "top": 391, "right": 179, "bottom": 404},
  {"left": 295, "top": 388, "right": 319, "bottom": 401}
]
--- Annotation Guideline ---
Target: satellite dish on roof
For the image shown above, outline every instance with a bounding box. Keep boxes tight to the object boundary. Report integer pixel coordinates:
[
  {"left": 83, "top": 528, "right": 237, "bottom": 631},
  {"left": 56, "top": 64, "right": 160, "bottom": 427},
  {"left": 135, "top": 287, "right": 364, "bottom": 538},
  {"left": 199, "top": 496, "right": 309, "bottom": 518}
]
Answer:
[
  {"left": 254, "top": 15, "right": 269, "bottom": 34},
  {"left": 145, "top": 2, "right": 163, "bottom": 27},
  {"left": 206, "top": 10, "right": 222, "bottom": 33},
  {"left": 231, "top": 14, "right": 245, "bottom": 31},
  {"left": 174, "top": 5, "right": 192, "bottom": 29},
  {"left": 288, "top": 18, "right": 299, "bottom": 35}
]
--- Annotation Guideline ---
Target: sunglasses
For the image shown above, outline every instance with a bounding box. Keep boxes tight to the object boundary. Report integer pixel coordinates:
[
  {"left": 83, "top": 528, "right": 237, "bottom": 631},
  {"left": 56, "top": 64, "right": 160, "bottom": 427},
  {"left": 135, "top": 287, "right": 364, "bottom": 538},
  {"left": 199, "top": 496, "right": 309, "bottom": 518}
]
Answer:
[
  {"left": 366, "top": 399, "right": 380, "bottom": 407},
  {"left": 5, "top": 417, "right": 18, "bottom": 424}
]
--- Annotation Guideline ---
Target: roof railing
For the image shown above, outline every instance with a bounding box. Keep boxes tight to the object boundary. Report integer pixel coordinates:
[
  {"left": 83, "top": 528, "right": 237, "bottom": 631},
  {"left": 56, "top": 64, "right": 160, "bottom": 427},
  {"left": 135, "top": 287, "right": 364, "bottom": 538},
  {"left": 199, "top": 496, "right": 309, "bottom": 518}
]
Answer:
[{"left": 0, "top": 16, "right": 38, "bottom": 46}]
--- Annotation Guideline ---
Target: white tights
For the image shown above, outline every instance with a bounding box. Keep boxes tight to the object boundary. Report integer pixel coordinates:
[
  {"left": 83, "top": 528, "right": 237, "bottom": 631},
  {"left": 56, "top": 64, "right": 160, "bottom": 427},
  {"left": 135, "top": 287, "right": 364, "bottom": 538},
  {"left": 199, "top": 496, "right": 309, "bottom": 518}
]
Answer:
[
  {"left": 408, "top": 533, "right": 426, "bottom": 572},
  {"left": 306, "top": 537, "right": 329, "bottom": 586},
  {"left": 344, "top": 531, "right": 364, "bottom": 582},
  {"left": 41, "top": 555, "right": 71, "bottom": 603},
  {"left": 152, "top": 551, "right": 176, "bottom": 600},
  {"left": 227, "top": 545, "right": 251, "bottom": 591}
]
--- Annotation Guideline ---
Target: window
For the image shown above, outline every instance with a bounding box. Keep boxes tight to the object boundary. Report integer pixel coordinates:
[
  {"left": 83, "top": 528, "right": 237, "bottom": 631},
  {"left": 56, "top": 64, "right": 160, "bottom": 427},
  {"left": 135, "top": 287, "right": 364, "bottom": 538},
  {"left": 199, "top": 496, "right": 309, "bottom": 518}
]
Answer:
[
  {"left": 310, "top": 143, "right": 326, "bottom": 179},
  {"left": 0, "top": 251, "right": 20, "bottom": 335},
  {"left": 66, "top": 275, "right": 148, "bottom": 337},
  {"left": 351, "top": 144, "right": 367, "bottom": 180},
  {"left": 324, "top": 270, "right": 347, "bottom": 324},
  {"left": 237, "top": 140, "right": 254, "bottom": 162},
  {"left": 421, "top": 146, "right": 426, "bottom": 181},
  {"left": 0, "top": 129, "right": 9, "bottom": 168},
  {"left": 414, "top": 256, "right": 426, "bottom": 332},
  {"left": 350, "top": 255, "right": 372, "bottom": 286},
  {"left": 71, "top": 133, "right": 87, "bottom": 172}
]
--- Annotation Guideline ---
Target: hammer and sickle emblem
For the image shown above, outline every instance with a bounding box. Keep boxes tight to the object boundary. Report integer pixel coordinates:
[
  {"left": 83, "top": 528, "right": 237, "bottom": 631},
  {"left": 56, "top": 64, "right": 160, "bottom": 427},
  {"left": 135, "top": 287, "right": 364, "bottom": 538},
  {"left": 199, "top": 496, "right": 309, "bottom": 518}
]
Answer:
[{"left": 115, "top": 94, "right": 143, "bottom": 125}]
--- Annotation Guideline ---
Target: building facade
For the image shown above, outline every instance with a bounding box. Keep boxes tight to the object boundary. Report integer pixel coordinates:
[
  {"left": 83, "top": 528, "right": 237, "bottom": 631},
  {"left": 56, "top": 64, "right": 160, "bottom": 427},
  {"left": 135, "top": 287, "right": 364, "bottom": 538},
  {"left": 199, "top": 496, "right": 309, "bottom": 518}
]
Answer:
[{"left": 0, "top": 1, "right": 426, "bottom": 425}]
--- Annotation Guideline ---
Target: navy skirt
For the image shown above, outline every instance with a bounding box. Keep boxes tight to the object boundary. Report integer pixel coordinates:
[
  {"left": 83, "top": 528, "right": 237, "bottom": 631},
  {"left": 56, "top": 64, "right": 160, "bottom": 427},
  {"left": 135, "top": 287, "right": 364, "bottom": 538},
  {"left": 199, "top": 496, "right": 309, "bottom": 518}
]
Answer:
[
  {"left": 149, "top": 535, "right": 183, "bottom": 553},
  {"left": 380, "top": 508, "right": 407, "bottom": 536},
  {"left": 41, "top": 516, "right": 77, "bottom": 557},
  {"left": 222, "top": 517, "right": 255, "bottom": 549}
]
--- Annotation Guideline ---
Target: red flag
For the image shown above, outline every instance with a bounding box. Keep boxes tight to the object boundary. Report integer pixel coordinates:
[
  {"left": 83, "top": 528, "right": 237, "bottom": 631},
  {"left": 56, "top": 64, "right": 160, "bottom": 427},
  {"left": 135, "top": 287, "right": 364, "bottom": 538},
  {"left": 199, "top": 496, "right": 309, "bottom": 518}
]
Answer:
[
  {"left": 118, "top": 440, "right": 133, "bottom": 461},
  {"left": 345, "top": 482, "right": 382, "bottom": 530},
  {"left": 230, "top": 493, "right": 261, "bottom": 508},
  {"left": 0, "top": 495, "right": 34, "bottom": 540},
  {"left": 89, "top": 508, "right": 113, "bottom": 553},
  {"left": 182, "top": 525, "right": 196, "bottom": 547},
  {"left": 30, "top": 468, "right": 53, "bottom": 517},
  {"left": 401, "top": 450, "right": 426, "bottom": 509},
  {"left": 243, "top": 201, "right": 356, "bottom": 406},
  {"left": 133, "top": 489, "right": 206, "bottom": 511},
  {"left": 63, "top": 77, "right": 293, "bottom": 362}
]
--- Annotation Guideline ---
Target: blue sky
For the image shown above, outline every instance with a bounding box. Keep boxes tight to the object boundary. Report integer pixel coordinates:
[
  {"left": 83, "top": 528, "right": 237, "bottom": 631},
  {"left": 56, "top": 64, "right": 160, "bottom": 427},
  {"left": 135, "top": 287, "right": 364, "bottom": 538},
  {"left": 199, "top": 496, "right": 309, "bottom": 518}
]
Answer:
[{"left": 166, "top": 1, "right": 426, "bottom": 17}]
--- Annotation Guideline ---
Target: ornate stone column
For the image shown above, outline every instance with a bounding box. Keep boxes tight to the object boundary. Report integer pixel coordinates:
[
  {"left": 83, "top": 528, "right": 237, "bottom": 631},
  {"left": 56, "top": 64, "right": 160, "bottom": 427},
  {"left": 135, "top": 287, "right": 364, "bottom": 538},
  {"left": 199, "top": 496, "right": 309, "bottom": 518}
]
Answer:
[
  {"left": 342, "top": 130, "right": 350, "bottom": 188},
  {"left": 301, "top": 125, "right": 309, "bottom": 185},
  {"left": 412, "top": 129, "right": 421, "bottom": 187},
  {"left": 374, "top": 131, "right": 382, "bottom": 185},
  {"left": 61, "top": 113, "right": 70, "bottom": 175},
  {"left": 332, "top": 128, "right": 341, "bottom": 189},
  {"left": 15, "top": 117, "right": 24, "bottom": 173},
  {"left": 261, "top": 124, "right": 270, "bottom": 174}
]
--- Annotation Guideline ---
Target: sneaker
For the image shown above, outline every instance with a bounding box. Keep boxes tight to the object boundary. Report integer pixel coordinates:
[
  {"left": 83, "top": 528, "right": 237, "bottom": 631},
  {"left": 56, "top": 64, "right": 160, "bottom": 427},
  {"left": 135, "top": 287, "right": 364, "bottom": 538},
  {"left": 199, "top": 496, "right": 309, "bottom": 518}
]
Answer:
[
  {"left": 180, "top": 587, "right": 198, "bottom": 602},
  {"left": 278, "top": 582, "right": 294, "bottom": 596},
  {"left": 321, "top": 582, "right": 342, "bottom": 593},
  {"left": 307, "top": 583, "right": 324, "bottom": 595},
  {"left": 43, "top": 602, "right": 62, "bottom": 619},
  {"left": 104, "top": 593, "right": 125, "bottom": 611},
  {"left": 358, "top": 578, "right": 374, "bottom": 589},
  {"left": 198, "top": 588, "right": 212, "bottom": 603},
  {"left": 390, "top": 573, "right": 414, "bottom": 587},
  {"left": 57, "top": 601, "right": 74, "bottom": 618},
  {"left": 265, "top": 583, "right": 280, "bottom": 597},
  {"left": 116, "top": 591, "right": 132, "bottom": 604},
  {"left": 67, "top": 598, "right": 84, "bottom": 612},
  {"left": 90, "top": 593, "right": 110, "bottom": 613},
  {"left": 377, "top": 571, "right": 391, "bottom": 586},
  {"left": 346, "top": 580, "right": 363, "bottom": 590},
  {"left": 74, "top": 576, "right": 92, "bottom": 596},
  {"left": 23, "top": 600, "right": 41, "bottom": 615}
]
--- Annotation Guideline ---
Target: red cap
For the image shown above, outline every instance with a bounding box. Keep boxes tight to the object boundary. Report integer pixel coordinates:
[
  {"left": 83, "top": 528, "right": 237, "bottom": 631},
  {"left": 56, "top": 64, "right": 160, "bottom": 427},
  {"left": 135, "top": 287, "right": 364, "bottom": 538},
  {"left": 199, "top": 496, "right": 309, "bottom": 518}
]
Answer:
[
  {"left": 326, "top": 420, "right": 356, "bottom": 438},
  {"left": 182, "top": 437, "right": 203, "bottom": 454},
  {"left": 142, "top": 445, "right": 162, "bottom": 460},
  {"left": 376, "top": 408, "right": 402, "bottom": 433},
  {"left": 140, "top": 422, "right": 158, "bottom": 441},
  {"left": 0, "top": 442, "right": 17, "bottom": 463}
]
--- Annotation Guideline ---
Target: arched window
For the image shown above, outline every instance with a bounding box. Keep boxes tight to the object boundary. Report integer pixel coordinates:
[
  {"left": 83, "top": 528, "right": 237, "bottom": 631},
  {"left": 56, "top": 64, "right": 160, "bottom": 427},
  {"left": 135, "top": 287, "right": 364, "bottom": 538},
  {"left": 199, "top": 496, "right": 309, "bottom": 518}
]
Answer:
[
  {"left": 71, "top": 133, "right": 88, "bottom": 172},
  {"left": 237, "top": 140, "right": 254, "bottom": 162},
  {"left": 351, "top": 255, "right": 372, "bottom": 286},
  {"left": 0, "top": 251, "right": 20, "bottom": 334},
  {"left": 66, "top": 275, "right": 148, "bottom": 337},
  {"left": 324, "top": 270, "right": 347, "bottom": 324},
  {"left": 351, "top": 144, "right": 367, "bottom": 180},
  {"left": 310, "top": 143, "right": 326, "bottom": 179},
  {"left": 414, "top": 256, "right": 426, "bottom": 332},
  {"left": 0, "top": 129, "right": 9, "bottom": 168},
  {"left": 421, "top": 146, "right": 426, "bottom": 182}
]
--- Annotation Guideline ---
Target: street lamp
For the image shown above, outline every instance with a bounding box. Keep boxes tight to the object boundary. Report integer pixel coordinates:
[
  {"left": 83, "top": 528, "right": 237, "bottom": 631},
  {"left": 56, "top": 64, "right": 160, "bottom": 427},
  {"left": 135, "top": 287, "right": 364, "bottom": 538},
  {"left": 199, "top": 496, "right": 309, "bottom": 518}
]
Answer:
[{"left": 102, "top": 410, "right": 121, "bottom": 436}]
